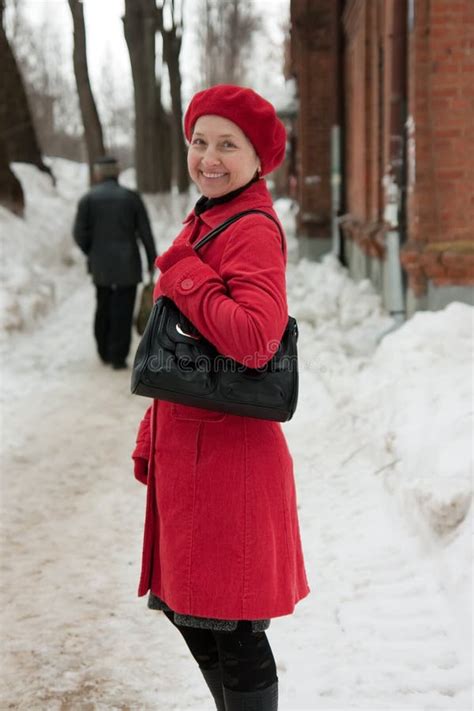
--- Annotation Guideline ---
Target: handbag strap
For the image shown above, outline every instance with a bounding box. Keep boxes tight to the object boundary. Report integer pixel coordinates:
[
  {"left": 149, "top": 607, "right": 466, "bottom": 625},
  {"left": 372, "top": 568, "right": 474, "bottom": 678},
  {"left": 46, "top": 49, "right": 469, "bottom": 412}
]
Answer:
[{"left": 192, "top": 209, "right": 284, "bottom": 252}]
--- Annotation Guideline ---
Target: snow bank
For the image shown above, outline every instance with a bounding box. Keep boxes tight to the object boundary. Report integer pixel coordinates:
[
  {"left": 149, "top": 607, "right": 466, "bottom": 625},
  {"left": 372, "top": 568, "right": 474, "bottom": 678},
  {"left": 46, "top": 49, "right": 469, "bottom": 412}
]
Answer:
[
  {"left": 285, "top": 253, "right": 395, "bottom": 411},
  {"left": 0, "top": 159, "right": 87, "bottom": 333},
  {"left": 345, "top": 302, "right": 473, "bottom": 647},
  {"left": 355, "top": 302, "right": 472, "bottom": 535},
  {"left": 278, "top": 227, "right": 472, "bottom": 647},
  {"left": 288, "top": 254, "right": 394, "bottom": 355},
  {"left": 282, "top": 242, "right": 472, "bottom": 550}
]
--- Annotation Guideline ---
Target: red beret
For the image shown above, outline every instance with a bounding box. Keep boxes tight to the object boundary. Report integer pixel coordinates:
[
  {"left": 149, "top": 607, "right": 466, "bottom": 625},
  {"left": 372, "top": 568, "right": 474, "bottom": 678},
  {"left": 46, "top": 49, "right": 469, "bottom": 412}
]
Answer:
[{"left": 184, "top": 84, "right": 287, "bottom": 176}]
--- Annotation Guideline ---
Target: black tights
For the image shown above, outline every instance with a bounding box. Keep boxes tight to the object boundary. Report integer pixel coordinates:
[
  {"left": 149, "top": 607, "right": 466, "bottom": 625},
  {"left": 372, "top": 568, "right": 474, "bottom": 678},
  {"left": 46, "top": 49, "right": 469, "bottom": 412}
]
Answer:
[{"left": 164, "top": 611, "right": 277, "bottom": 692}]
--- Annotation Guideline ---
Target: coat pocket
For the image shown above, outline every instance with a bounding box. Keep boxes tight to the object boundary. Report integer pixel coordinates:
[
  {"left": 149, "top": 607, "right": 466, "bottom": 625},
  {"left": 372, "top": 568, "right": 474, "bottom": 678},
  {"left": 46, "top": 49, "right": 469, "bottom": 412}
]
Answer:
[{"left": 171, "top": 403, "right": 227, "bottom": 422}]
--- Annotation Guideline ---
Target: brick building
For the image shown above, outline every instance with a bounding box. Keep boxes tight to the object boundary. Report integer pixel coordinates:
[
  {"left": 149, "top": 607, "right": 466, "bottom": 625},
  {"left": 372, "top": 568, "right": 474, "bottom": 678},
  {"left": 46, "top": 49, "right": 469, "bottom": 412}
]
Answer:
[{"left": 289, "top": 0, "right": 474, "bottom": 314}]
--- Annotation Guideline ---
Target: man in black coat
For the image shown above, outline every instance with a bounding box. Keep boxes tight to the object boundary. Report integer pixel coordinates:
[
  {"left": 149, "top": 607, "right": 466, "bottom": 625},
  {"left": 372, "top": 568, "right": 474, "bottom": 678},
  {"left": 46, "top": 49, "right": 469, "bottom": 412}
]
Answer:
[{"left": 73, "top": 157, "right": 157, "bottom": 369}]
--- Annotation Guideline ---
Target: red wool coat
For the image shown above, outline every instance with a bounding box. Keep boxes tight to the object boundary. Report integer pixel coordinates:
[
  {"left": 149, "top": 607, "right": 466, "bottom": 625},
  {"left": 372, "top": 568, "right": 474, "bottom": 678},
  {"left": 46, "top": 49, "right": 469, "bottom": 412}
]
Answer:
[{"left": 132, "top": 179, "right": 310, "bottom": 620}]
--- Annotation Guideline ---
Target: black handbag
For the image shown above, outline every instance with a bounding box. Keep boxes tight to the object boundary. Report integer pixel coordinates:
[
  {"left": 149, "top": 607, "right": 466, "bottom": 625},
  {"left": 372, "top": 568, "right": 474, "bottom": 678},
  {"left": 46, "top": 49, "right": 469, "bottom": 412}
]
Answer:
[{"left": 131, "top": 210, "right": 299, "bottom": 422}]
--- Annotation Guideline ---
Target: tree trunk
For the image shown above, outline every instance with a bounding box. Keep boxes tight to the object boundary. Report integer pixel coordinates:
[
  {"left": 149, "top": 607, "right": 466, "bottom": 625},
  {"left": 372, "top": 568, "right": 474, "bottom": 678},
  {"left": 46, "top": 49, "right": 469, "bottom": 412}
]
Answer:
[
  {"left": 162, "top": 7, "right": 189, "bottom": 193},
  {"left": 0, "top": 137, "right": 24, "bottom": 216},
  {"left": 124, "top": 0, "right": 170, "bottom": 192},
  {"left": 68, "top": 0, "right": 106, "bottom": 184},
  {"left": 0, "top": 0, "right": 52, "bottom": 185},
  {"left": 156, "top": 77, "right": 172, "bottom": 190}
]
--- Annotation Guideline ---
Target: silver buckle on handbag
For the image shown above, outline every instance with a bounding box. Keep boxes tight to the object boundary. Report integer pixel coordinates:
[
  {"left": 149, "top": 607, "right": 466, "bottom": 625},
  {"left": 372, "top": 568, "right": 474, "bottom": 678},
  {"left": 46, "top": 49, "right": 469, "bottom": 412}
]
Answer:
[{"left": 176, "top": 323, "right": 200, "bottom": 340}]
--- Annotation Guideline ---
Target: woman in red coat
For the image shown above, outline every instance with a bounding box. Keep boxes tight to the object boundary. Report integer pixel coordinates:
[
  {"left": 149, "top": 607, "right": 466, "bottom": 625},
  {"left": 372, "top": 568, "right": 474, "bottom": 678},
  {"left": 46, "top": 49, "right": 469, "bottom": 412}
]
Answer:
[{"left": 132, "top": 85, "right": 309, "bottom": 710}]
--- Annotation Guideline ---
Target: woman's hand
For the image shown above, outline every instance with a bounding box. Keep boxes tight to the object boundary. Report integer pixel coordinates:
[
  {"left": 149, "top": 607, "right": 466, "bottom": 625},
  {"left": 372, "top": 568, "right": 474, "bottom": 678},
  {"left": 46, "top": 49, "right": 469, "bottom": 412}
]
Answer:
[
  {"left": 133, "top": 456, "right": 148, "bottom": 486},
  {"left": 155, "top": 243, "right": 197, "bottom": 273}
]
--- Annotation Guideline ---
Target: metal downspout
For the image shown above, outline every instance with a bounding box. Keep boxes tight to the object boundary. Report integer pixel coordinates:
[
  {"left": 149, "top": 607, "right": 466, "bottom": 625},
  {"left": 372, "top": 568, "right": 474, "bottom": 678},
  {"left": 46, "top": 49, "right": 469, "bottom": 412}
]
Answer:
[
  {"left": 382, "top": 0, "right": 408, "bottom": 330},
  {"left": 384, "top": 182, "right": 405, "bottom": 327},
  {"left": 331, "top": 125, "right": 342, "bottom": 256}
]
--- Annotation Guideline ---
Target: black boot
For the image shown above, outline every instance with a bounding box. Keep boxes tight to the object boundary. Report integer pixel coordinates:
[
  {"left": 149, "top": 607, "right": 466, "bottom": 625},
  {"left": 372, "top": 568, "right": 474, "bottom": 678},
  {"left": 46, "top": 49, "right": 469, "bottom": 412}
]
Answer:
[
  {"left": 223, "top": 681, "right": 278, "bottom": 710},
  {"left": 200, "top": 667, "right": 226, "bottom": 711}
]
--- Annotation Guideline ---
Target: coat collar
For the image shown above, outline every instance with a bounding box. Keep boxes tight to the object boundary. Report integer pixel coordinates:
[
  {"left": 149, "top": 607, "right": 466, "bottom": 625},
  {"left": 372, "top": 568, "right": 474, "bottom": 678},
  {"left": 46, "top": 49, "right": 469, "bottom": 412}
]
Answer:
[{"left": 182, "top": 179, "right": 275, "bottom": 228}]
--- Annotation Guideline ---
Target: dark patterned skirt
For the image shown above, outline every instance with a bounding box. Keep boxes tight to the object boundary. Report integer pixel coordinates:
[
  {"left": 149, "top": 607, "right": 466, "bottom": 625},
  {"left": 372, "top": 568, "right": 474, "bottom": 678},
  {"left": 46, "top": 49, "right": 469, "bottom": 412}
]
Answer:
[{"left": 148, "top": 593, "right": 270, "bottom": 633}]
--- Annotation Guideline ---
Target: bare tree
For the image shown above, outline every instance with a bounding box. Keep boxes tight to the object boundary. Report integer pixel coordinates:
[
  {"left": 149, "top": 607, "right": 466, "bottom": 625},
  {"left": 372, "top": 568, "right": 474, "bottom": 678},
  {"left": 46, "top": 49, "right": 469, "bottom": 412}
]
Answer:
[
  {"left": 154, "top": 37, "right": 172, "bottom": 192},
  {"left": 195, "top": 0, "right": 262, "bottom": 90},
  {"left": 0, "top": 0, "right": 49, "bottom": 169},
  {"left": 160, "top": 0, "right": 188, "bottom": 192},
  {"left": 0, "top": 1, "right": 22, "bottom": 214},
  {"left": 0, "top": 0, "right": 53, "bottom": 213},
  {"left": 0, "top": 136, "right": 24, "bottom": 216},
  {"left": 8, "top": 3, "right": 85, "bottom": 162},
  {"left": 124, "top": 0, "right": 171, "bottom": 193},
  {"left": 68, "top": 0, "right": 106, "bottom": 183}
]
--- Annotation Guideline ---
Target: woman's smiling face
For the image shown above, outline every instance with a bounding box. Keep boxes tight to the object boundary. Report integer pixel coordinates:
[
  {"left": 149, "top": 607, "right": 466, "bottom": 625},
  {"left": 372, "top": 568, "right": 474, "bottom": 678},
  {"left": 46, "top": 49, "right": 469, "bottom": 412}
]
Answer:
[{"left": 187, "top": 115, "right": 261, "bottom": 198}]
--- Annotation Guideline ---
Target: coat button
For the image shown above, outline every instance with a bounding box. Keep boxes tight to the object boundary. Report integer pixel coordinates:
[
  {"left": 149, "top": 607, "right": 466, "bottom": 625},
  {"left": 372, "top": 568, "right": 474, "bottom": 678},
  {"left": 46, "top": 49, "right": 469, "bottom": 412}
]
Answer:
[{"left": 180, "top": 278, "right": 194, "bottom": 291}]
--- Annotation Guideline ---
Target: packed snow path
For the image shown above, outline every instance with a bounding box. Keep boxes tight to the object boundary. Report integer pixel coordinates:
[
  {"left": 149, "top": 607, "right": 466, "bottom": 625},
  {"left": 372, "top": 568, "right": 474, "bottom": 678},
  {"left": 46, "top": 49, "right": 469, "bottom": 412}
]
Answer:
[{"left": 1, "top": 274, "right": 471, "bottom": 710}]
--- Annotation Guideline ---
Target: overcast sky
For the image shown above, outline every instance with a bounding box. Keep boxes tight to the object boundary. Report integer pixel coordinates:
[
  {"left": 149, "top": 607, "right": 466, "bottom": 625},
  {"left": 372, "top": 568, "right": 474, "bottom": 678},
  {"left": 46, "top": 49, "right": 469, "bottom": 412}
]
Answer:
[{"left": 16, "top": 0, "right": 289, "bottom": 106}]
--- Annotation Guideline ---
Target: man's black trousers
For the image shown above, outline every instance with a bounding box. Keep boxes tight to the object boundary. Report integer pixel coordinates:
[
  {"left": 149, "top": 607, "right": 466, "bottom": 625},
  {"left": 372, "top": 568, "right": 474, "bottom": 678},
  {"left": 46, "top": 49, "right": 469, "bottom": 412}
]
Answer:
[{"left": 94, "top": 285, "right": 137, "bottom": 366}]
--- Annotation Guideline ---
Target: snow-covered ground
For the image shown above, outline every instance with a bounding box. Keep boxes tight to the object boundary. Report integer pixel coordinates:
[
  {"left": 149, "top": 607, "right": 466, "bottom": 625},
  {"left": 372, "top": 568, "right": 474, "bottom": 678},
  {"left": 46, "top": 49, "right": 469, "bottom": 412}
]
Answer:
[{"left": 0, "top": 163, "right": 472, "bottom": 710}]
